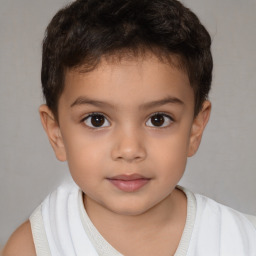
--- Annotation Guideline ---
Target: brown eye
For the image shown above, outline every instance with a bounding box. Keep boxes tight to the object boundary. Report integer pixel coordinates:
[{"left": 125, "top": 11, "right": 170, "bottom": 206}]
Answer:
[
  {"left": 151, "top": 114, "right": 164, "bottom": 126},
  {"left": 146, "top": 113, "right": 173, "bottom": 127},
  {"left": 84, "top": 114, "right": 110, "bottom": 128}
]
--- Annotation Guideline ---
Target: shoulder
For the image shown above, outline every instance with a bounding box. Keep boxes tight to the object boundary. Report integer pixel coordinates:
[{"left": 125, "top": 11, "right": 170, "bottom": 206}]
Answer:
[
  {"left": 188, "top": 193, "right": 256, "bottom": 254},
  {"left": 2, "top": 220, "right": 36, "bottom": 256},
  {"left": 243, "top": 213, "right": 256, "bottom": 229},
  {"left": 194, "top": 193, "right": 256, "bottom": 241},
  {"left": 195, "top": 193, "right": 255, "bottom": 224},
  {"left": 195, "top": 193, "right": 256, "bottom": 226}
]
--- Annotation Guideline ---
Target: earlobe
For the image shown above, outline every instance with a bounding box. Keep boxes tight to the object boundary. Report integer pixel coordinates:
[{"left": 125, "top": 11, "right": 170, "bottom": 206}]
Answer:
[
  {"left": 39, "top": 105, "right": 67, "bottom": 161},
  {"left": 188, "top": 100, "right": 211, "bottom": 157}
]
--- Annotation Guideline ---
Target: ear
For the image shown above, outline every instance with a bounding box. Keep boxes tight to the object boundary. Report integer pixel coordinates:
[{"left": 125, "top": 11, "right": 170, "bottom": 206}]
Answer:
[
  {"left": 188, "top": 100, "right": 211, "bottom": 157},
  {"left": 39, "top": 105, "right": 67, "bottom": 161}
]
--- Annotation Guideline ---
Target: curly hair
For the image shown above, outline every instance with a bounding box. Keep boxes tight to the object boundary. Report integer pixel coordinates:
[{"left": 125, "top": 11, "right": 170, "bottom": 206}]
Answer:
[{"left": 42, "top": 0, "right": 213, "bottom": 119}]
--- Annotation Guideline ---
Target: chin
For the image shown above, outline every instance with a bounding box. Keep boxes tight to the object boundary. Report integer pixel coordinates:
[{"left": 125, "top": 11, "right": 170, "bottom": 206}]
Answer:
[
  {"left": 112, "top": 208, "right": 149, "bottom": 216},
  {"left": 107, "top": 201, "right": 154, "bottom": 216}
]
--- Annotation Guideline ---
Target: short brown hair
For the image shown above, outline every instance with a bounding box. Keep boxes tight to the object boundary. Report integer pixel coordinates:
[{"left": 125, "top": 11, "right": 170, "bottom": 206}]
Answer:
[{"left": 41, "top": 0, "right": 213, "bottom": 118}]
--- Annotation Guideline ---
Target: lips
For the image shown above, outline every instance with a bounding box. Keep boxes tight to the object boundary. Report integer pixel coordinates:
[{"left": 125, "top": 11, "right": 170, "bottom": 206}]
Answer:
[{"left": 107, "top": 174, "right": 150, "bottom": 192}]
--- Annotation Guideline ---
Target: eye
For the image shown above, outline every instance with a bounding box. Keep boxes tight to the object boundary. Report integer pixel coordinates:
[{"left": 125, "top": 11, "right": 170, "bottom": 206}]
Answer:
[
  {"left": 146, "top": 113, "right": 173, "bottom": 127},
  {"left": 83, "top": 113, "right": 110, "bottom": 128}
]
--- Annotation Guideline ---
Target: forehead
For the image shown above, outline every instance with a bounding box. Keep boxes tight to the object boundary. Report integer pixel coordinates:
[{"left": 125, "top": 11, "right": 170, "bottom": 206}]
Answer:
[{"left": 60, "top": 54, "right": 194, "bottom": 110}]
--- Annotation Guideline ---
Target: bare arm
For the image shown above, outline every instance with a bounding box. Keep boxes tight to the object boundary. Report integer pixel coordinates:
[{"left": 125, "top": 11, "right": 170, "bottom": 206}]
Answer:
[{"left": 2, "top": 220, "right": 36, "bottom": 256}]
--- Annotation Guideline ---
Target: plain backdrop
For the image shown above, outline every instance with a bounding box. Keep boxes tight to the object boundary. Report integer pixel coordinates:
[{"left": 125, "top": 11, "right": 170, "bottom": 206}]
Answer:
[{"left": 0, "top": 0, "right": 256, "bottom": 248}]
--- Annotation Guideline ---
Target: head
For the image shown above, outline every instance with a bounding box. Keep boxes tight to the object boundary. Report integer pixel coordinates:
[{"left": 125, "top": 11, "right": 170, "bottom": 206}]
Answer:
[
  {"left": 40, "top": 0, "right": 212, "bottom": 216},
  {"left": 41, "top": 0, "right": 212, "bottom": 120}
]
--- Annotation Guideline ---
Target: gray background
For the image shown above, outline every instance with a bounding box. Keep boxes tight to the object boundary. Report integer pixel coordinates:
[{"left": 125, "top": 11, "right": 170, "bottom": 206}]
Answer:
[{"left": 0, "top": 0, "right": 256, "bottom": 248}]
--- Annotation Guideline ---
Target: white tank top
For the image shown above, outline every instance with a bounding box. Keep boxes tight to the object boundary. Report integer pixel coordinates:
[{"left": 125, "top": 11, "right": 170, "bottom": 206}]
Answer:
[{"left": 30, "top": 179, "right": 256, "bottom": 256}]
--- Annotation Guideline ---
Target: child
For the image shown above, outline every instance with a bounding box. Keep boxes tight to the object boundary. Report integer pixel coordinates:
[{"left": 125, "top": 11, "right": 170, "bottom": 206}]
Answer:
[{"left": 3, "top": 0, "right": 256, "bottom": 255}]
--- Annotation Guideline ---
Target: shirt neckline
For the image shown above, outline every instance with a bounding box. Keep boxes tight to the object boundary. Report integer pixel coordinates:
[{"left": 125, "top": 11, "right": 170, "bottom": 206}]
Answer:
[{"left": 78, "top": 186, "right": 197, "bottom": 256}]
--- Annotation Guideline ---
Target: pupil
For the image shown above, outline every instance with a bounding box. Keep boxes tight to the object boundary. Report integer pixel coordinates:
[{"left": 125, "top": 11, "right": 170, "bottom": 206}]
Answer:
[
  {"left": 91, "top": 115, "right": 104, "bottom": 127},
  {"left": 151, "top": 114, "right": 164, "bottom": 126}
]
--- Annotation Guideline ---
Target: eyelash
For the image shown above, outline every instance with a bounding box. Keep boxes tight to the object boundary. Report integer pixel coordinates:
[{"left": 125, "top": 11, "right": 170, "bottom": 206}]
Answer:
[{"left": 81, "top": 112, "right": 174, "bottom": 129}]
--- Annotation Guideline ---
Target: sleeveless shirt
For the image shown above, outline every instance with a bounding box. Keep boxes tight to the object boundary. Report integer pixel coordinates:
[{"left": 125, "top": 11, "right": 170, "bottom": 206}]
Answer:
[{"left": 30, "top": 180, "right": 256, "bottom": 256}]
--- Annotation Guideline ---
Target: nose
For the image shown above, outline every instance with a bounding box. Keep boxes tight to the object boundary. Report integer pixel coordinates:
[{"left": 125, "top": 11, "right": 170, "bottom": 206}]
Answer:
[{"left": 111, "top": 127, "right": 147, "bottom": 163}]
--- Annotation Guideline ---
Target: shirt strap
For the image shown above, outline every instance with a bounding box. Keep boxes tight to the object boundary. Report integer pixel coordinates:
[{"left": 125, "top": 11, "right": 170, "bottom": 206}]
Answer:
[{"left": 30, "top": 205, "right": 51, "bottom": 256}]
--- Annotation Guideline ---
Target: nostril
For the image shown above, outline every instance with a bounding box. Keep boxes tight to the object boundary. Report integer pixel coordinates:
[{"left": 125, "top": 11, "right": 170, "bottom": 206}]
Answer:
[{"left": 111, "top": 139, "right": 147, "bottom": 162}]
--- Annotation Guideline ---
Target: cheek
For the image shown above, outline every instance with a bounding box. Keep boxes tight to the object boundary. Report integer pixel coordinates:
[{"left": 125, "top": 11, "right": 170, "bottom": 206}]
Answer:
[
  {"left": 62, "top": 133, "right": 108, "bottom": 178},
  {"left": 149, "top": 131, "right": 190, "bottom": 175}
]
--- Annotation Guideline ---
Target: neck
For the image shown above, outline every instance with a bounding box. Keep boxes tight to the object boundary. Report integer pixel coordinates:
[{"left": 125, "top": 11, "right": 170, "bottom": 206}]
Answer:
[{"left": 84, "top": 187, "right": 187, "bottom": 236}]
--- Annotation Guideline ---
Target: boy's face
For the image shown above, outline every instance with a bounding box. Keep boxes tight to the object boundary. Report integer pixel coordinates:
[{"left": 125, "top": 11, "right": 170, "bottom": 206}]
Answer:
[{"left": 40, "top": 54, "right": 210, "bottom": 216}]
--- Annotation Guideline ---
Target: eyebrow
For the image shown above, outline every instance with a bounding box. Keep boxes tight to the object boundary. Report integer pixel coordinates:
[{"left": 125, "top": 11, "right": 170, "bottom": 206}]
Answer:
[
  {"left": 70, "top": 96, "right": 184, "bottom": 109},
  {"left": 139, "top": 96, "right": 184, "bottom": 109},
  {"left": 70, "top": 96, "right": 113, "bottom": 108}
]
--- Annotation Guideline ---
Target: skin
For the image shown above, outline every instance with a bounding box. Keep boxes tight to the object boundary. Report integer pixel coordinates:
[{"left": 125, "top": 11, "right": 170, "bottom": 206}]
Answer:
[
  {"left": 3, "top": 54, "right": 211, "bottom": 256},
  {"left": 2, "top": 221, "right": 36, "bottom": 256}
]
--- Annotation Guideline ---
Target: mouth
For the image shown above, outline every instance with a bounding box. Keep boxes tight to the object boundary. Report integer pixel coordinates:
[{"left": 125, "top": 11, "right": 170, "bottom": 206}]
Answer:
[{"left": 107, "top": 174, "right": 151, "bottom": 192}]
